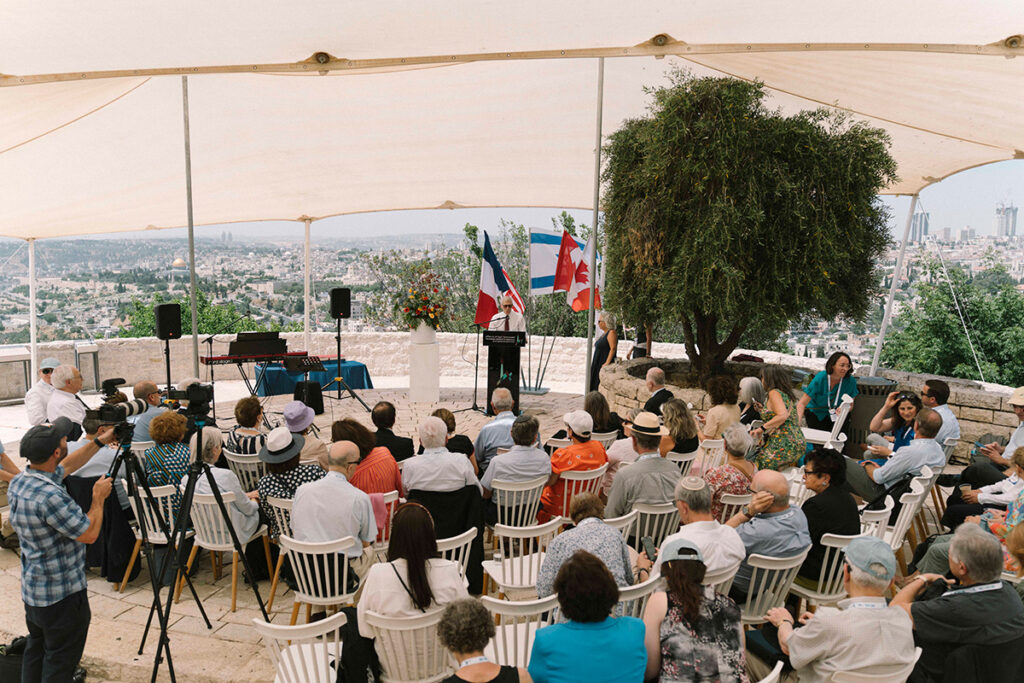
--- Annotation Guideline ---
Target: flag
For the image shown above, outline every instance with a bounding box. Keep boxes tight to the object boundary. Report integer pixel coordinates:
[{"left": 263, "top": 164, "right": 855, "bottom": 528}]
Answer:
[
  {"left": 568, "top": 233, "right": 602, "bottom": 311},
  {"left": 552, "top": 229, "right": 580, "bottom": 292},
  {"left": 474, "top": 231, "right": 524, "bottom": 325},
  {"left": 528, "top": 227, "right": 591, "bottom": 294}
]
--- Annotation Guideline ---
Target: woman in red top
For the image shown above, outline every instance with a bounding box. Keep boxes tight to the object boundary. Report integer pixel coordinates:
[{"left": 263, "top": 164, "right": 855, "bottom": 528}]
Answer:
[{"left": 332, "top": 418, "right": 404, "bottom": 497}]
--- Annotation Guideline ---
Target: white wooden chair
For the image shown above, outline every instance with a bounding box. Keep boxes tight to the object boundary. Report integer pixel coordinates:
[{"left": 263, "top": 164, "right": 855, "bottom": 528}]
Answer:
[
  {"left": 784, "top": 467, "right": 813, "bottom": 507},
  {"left": 363, "top": 608, "right": 453, "bottom": 683},
  {"left": 702, "top": 559, "right": 742, "bottom": 596},
  {"left": 802, "top": 394, "right": 854, "bottom": 447},
  {"left": 481, "top": 594, "right": 558, "bottom": 668},
  {"left": 631, "top": 502, "right": 680, "bottom": 553},
  {"left": 131, "top": 440, "right": 155, "bottom": 457},
  {"left": 223, "top": 448, "right": 266, "bottom": 493},
  {"left": 371, "top": 490, "right": 401, "bottom": 562},
  {"left": 496, "top": 447, "right": 511, "bottom": 455},
  {"left": 591, "top": 431, "right": 620, "bottom": 449},
  {"left": 482, "top": 518, "right": 561, "bottom": 600},
  {"left": 860, "top": 496, "right": 894, "bottom": 537},
  {"left": 544, "top": 437, "right": 572, "bottom": 455},
  {"left": 880, "top": 481, "right": 929, "bottom": 575},
  {"left": 604, "top": 509, "right": 639, "bottom": 542},
  {"left": 666, "top": 450, "right": 698, "bottom": 475},
  {"left": 437, "top": 528, "right": 477, "bottom": 579},
  {"left": 490, "top": 475, "right": 548, "bottom": 527},
  {"left": 556, "top": 463, "right": 609, "bottom": 523},
  {"left": 252, "top": 610, "right": 347, "bottom": 683},
  {"left": 789, "top": 533, "right": 863, "bottom": 609},
  {"left": 266, "top": 496, "right": 293, "bottom": 611},
  {"left": 174, "top": 489, "right": 273, "bottom": 612},
  {"left": 278, "top": 534, "right": 360, "bottom": 625},
  {"left": 616, "top": 573, "right": 665, "bottom": 619},
  {"left": 716, "top": 493, "right": 751, "bottom": 524},
  {"left": 758, "top": 661, "right": 785, "bottom": 683},
  {"left": 931, "top": 437, "right": 960, "bottom": 517},
  {"left": 697, "top": 439, "right": 726, "bottom": 474},
  {"left": 829, "top": 647, "right": 922, "bottom": 682},
  {"left": 119, "top": 480, "right": 191, "bottom": 592},
  {"left": 738, "top": 548, "right": 811, "bottom": 626},
  {"left": 912, "top": 466, "right": 941, "bottom": 544}
]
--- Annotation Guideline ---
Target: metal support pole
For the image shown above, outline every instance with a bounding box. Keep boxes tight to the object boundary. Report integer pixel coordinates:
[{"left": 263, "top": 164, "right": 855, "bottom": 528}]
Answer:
[
  {"left": 303, "top": 218, "right": 312, "bottom": 351},
  {"left": 181, "top": 76, "right": 200, "bottom": 378},
  {"left": 583, "top": 57, "right": 605, "bottom": 395},
  {"left": 870, "top": 194, "right": 918, "bottom": 375},
  {"left": 28, "top": 239, "right": 38, "bottom": 377}
]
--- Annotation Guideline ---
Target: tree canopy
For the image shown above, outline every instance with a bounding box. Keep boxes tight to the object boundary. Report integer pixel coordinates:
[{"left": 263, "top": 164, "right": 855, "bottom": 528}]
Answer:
[
  {"left": 602, "top": 71, "right": 897, "bottom": 377},
  {"left": 118, "top": 290, "right": 300, "bottom": 337}
]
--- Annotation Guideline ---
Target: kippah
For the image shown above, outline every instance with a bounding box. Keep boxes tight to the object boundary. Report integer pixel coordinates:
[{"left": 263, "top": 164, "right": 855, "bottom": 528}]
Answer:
[{"left": 679, "top": 475, "right": 705, "bottom": 491}]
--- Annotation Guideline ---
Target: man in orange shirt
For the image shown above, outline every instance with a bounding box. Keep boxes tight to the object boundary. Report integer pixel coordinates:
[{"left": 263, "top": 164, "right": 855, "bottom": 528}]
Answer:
[{"left": 538, "top": 411, "right": 608, "bottom": 522}]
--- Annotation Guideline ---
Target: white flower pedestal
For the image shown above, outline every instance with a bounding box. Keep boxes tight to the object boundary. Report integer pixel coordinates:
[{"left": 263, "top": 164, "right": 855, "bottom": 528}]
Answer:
[{"left": 408, "top": 321, "right": 440, "bottom": 403}]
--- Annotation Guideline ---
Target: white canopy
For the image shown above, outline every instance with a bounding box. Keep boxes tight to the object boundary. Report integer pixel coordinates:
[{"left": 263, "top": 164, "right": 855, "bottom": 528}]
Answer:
[{"left": 2, "top": 1, "right": 1023, "bottom": 239}]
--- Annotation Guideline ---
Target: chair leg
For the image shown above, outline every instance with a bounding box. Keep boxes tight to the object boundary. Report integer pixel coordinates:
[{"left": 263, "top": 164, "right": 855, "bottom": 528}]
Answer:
[
  {"left": 120, "top": 540, "right": 142, "bottom": 593},
  {"left": 174, "top": 544, "right": 200, "bottom": 603},
  {"left": 231, "top": 551, "right": 239, "bottom": 612},
  {"left": 267, "top": 554, "right": 285, "bottom": 612},
  {"left": 262, "top": 535, "right": 274, "bottom": 578},
  {"left": 305, "top": 603, "right": 312, "bottom": 624},
  {"left": 290, "top": 601, "right": 301, "bottom": 626}
]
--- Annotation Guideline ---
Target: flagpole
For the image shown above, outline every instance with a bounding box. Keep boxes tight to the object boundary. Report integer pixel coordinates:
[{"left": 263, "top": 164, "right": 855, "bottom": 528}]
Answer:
[{"left": 584, "top": 57, "right": 605, "bottom": 395}]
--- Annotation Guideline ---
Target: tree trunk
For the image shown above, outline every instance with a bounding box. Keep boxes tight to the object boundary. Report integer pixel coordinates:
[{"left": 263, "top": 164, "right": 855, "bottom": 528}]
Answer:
[{"left": 687, "top": 312, "right": 747, "bottom": 381}]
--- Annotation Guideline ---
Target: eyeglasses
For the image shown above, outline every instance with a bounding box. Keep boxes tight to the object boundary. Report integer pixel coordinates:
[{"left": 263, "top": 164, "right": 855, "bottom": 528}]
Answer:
[
  {"left": 803, "top": 469, "right": 820, "bottom": 476},
  {"left": 501, "top": 304, "right": 513, "bottom": 309},
  {"left": 920, "top": 390, "right": 931, "bottom": 398},
  {"left": 746, "top": 486, "right": 758, "bottom": 494},
  {"left": 41, "top": 368, "right": 53, "bottom": 375}
]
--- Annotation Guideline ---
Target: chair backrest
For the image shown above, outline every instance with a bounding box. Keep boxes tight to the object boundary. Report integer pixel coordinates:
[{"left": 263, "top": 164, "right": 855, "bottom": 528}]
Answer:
[
  {"left": 941, "top": 437, "right": 958, "bottom": 463},
  {"left": 716, "top": 493, "right": 752, "bottom": 524},
  {"left": 266, "top": 496, "right": 293, "bottom": 538},
  {"left": 223, "top": 449, "right": 265, "bottom": 493},
  {"left": 376, "top": 489, "right": 401, "bottom": 544},
  {"left": 188, "top": 489, "right": 240, "bottom": 551},
  {"left": 887, "top": 481, "right": 928, "bottom": 553},
  {"left": 496, "top": 447, "right": 511, "bottom": 455},
  {"left": 121, "top": 479, "right": 177, "bottom": 543},
  {"left": 785, "top": 467, "right": 812, "bottom": 507},
  {"left": 544, "top": 437, "right": 572, "bottom": 455},
  {"left": 591, "top": 431, "right": 620, "bottom": 449},
  {"left": 702, "top": 559, "right": 742, "bottom": 595},
  {"left": 278, "top": 534, "right": 359, "bottom": 605},
  {"left": 436, "top": 528, "right": 477, "bottom": 579},
  {"left": 363, "top": 608, "right": 452, "bottom": 683},
  {"left": 803, "top": 533, "right": 862, "bottom": 604},
  {"left": 829, "top": 394, "right": 855, "bottom": 441},
  {"left": 616, "top": 573, "right": 665, "bottom": 619},
  {"left": 604, "top": 509, "right": 639, "bottom": 542},
  {"left": 492, "top": 519, "right": 562, "bottom": 590},
  {"left": 860, "top": 496, "right": 894, "bottom": 538},
  {"left": 490, "top": 475, "right": 548, "bottom": 526},
  {"left": 666, "top": 450, "right": 698, "bottom": 476},
  {"left": 829, "top": 647, "right": 922, "bottom": 682},
  {"left": 557, "top": 463, "right": 609, "bottom": 520},
  {"left": 758, "top": 660, "right": 785, "bottom": 683},
  {"left": 740, "top": 548, "right": 811, "bottom": 624},
  {"left": 481, "top": 594, "right": 558, "bottom": 668},
  {"left": 252, "top": 610, "right": 347, "bottom": 683},
  {"left": 131, "top": 440, "right": 155, "bottom": 457},
  {"left": 698, "top": 439, "right": 725, "bottom": 472},
  {"left": 632, "top": 502, "right": 680, "bottom": 552}
]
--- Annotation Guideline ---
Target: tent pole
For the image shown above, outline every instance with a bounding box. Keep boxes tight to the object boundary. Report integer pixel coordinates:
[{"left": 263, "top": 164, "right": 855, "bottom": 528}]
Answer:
[
  {"left": 584, "top": 57, "right": 605, "bottom": 395},
  {"left": 28, "top": 239, "right": 38, "bottom": 377},
  {"left": 870, "top": 194, "right": 918, "bottom": 375},
  {"left": 303, "top": 218, "right": 312, "bottom": 352},
  {"left": 181, "top": 75, "right": 200, "bottom": 379}
]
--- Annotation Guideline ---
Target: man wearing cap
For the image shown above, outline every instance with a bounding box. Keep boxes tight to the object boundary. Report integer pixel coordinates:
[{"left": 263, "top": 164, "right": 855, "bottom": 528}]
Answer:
[
  {"left": 538, "top": 410, "right": 608, "bottom": 523},
  {"left": 24, "top": 357, "right": 60, "bottom": 426},
  {"left": 257, "top": 427, "right": 325, "bottom": 536},
  {"left": 653, "top": 476, "right": 745, "bottom": 577},
  {"left": 763, "top": 537, "right": 915, "bottom": 682},
  {"left": 606, "top": 411, "right": 680, "bottom": 518},
  {"left": 402, "top": 417, "right": 481, "bottom": 494},
  {"left": 128, "top": 380, "right": 167, "bottom": 442},
  {"left": 642, "top": 367, "right": 673, "bottom": 416},
  {"left": 284, "top": 400, "right": 328, "bottom": 466},
  {"left": 8, "top": 418, "right": 117, "bottom": 681},
  {"left": 46, "top": 364, "right": 88, "bottom": 428},
  {"left": 473, "top": 388, "right": 517, "bottom": 475}
]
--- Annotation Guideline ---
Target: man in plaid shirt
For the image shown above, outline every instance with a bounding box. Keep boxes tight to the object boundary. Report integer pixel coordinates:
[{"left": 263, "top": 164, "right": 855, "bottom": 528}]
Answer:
[{"left": 8, "top": 417, "right": 117, "bottom": 682}]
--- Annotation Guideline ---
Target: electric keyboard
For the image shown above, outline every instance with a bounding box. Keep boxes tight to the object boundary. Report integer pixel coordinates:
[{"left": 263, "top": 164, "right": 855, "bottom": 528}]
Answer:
[{"left": 200, "top": 351, "right": 309, "bottom": 366}]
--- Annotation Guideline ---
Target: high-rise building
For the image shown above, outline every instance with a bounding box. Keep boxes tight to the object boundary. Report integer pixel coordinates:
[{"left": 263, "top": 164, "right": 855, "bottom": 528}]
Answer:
[
  {"left": 996, "top": 203, "right": 1018, "bottom": 237},
  {"left": 940, "top": 227, "right": 952, "bottom": 242},
  {"left": 910, "top": 211, "right": 930, "bottom": 243},
  {"left": 959, "top": 226, "right": 975, "bottom": 242}
]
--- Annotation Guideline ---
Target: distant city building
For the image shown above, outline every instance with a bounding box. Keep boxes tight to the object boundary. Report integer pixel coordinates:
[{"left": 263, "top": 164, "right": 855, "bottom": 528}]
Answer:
[
  {"left": 940, "top": 227, "right": 953, "bottom": 242},
  {"left": 996, "top": 203, "right": 1018, "bottom": 238},
  {"left": 910, "top": 211, "right": 930, "bottom": 243},
  {"left": 959, "top": 226, "right": 976, "bottom": 242}
]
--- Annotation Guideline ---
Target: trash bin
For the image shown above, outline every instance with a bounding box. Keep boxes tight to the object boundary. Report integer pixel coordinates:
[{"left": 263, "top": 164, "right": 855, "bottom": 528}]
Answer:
[{"left": 844, "top": 376, "right": 897, "bottom": 457}]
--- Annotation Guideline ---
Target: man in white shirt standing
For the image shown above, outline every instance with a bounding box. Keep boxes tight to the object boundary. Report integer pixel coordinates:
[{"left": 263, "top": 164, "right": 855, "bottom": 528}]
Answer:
[
  {"left": 404, "top": 417, "right": 481, "bottom": 494},
  {"left": 652, "top": 476, "right": 745, "bottom": 576},
  {"left": 487, "top": 296, "right": 525, "bottom": 332},
  {"left": 24, "top": 357, "right": 60, "bottom": 426},
  {"left": 46, "top": 365, "right": 87, "bottom": 430}
]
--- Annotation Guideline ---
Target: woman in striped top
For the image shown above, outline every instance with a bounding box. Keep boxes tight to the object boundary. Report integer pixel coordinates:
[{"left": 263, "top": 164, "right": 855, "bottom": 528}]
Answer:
[
  {"left": 333, "top": 417, "right": 404, "bottom": 497},
  {"left": 143, "top": 410, "right": 191, "bottom": 516},
  {"left": 226, "top": 396, "right": 266, "bottom": 455}
]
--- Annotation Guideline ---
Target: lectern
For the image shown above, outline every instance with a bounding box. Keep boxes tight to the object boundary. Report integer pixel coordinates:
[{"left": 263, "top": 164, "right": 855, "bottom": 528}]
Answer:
[{"left": 483, "top": 331, "right": 526, "bottom": 415}]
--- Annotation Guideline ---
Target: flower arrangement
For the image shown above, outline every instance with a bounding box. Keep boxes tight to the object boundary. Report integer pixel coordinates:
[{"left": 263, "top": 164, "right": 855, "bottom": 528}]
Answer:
[{"left": 396, "top": 264, "right": 451, "bottom": 330}]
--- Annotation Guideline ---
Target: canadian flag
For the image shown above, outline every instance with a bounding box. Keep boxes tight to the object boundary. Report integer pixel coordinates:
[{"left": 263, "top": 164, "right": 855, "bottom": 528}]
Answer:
[{"left": 552, "top": 229, "right": 601, "bottom": 311}]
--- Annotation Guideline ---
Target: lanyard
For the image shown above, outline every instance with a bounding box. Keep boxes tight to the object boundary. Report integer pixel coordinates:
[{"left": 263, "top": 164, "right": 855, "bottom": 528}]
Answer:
[
  {"left": 944, "top": 582, "right": 1002, "bottom": 597},
  {"left": 846, "top": 601, "right": 887, "bottom": 610},
  {"left": 458, "top": 656, "right": 490, "bottom": 669},
  {"left": 827, "top": 377, "right": 844, "bottom": 410}
]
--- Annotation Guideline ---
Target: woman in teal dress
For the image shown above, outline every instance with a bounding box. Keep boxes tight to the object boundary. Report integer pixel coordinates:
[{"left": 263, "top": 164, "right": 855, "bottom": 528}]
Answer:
[
  {"left": 797, "top": 351, "right": 859, "bottom": 433},
  {"left": 753, "top": 365, "right": 806, "bottom": 471}
]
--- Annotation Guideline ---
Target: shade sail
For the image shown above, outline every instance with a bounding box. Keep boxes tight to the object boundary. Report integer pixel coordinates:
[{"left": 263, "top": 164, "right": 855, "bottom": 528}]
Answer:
[{"left": 1, "top": 1, "right": 1022, "bottom": 238}]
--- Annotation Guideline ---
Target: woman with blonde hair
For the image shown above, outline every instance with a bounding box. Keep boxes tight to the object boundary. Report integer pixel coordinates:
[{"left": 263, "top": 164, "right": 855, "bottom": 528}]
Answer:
[{"left": 660, "top": 398, "right": 699, "bottom": 456}]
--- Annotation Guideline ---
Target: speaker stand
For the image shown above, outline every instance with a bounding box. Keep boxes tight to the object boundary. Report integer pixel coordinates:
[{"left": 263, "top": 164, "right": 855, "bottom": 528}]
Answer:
[
  {"left": 163, "top": 339, "right": 173, "bottom": 392},
  {"left": 322, "top": 318, "right": 370, "bottom": 412}
]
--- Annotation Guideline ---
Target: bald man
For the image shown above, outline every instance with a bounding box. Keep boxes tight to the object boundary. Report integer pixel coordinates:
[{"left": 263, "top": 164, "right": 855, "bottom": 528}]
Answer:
[
  {"left": 488, "top": 296, "right": 525, "bottom": 332},
  {"left": 129, "top": 380, "right": 167, "bottom": 442},
  {"left": 725, "top": 470, "right": 811, "bottom": 599}
]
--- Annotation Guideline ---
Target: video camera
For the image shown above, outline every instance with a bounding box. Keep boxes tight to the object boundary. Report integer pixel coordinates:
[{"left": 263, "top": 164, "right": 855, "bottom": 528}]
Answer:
[
  {"left": 86, "top": 394, "right": 149, "bottom": 443},
  {"left": 167, "top": 382, "right": 214, "bottom": 417},
  {"left": 101, "top": 376, "right": 128, "bottom": 400}
]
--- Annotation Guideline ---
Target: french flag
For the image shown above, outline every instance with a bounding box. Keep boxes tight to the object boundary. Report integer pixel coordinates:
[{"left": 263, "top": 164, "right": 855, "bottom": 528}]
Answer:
[{"left": 474, "top": 231, "right": 525, "bottom": 325}]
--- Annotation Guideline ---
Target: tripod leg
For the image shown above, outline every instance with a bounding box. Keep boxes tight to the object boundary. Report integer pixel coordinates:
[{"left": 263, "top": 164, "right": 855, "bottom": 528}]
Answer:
[
  {"left": 267, "top": 554, "right": 285, "bottom": 611},
  {"left": 174, "top": 545, "right": 199, "bottom": 603},
  {"left": 120, "top": 540, "right": 142, "bottom": 593}
]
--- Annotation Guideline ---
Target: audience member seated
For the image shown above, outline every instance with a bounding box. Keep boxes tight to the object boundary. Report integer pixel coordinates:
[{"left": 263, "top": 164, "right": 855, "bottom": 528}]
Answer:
[
  {"left": 418, "top": 408, "right": 477, "bottom": 471},
  {"left": 797, "top": 351, "right": 858, "bottom": 433},
  {"left": 372, "top": 400, "right": 414, "bottom": 462},
  {"left": 606, "top": 412, "right": 679, "bottom": 518},
  {"left": 473, "top": 388, "right": 516, "bottom": 475},
  {"left": 1005, "top": 523, "right": 1024, "bottom": 604},
  {"left": 291, "top": 441, "right": 376, "bottom": 580},
  {"left": 945, "top": 387, "right": 1024, "bottom": 498},
  {"left": 943, "top": 446, "right": 1023, "bottom": 530},
  {"left": 643, "top": 367, "right": 673, "bottom": 416},
  {"left": 142, "top": 411, "right": 191, "bottom": 516},
  {"left": 699, "top": 375, "right": 741, "bottom": 440},
  {"left": 864, "top": 390, "right": 921, "bottom": 462},
  {"left": 602, "top": 409, "right": 641, "bottom": 497},
  {"left": 256, "top": 426, "right": 325, "bottom": 536},
  {"left": 226, "top": 396, "right": 266, "bottom": 454},
  {"left": 439, "top": 598, "right": 533, "bottom": 683},
  {"left": 537, "top": 493, "right": 640, "bottom": 598},
  {"left": 128, "top": 381, "right": 166, "bottom": 443},
  {"left": 403, "top": 417, "right": 481, "bottom": 494},
  {"left": 193, "top": 427, "right": 260, "bottom": 542},
  {"left": 67, "top": 415, "right": 130, "bottom": 510},
  {"left": 892, "top": 524, "right": 1024, "bottom": 682},
  {"left": 333, "top": 417, "right": 403, "bottom": 497},
  {"left": 660, "top": 398, "right": 699, "bottom": 456},
  {"left": 843, "top": 407, "right": 945, "bottom": 501},
  {"left": 653, "top": 477, "right": 745, "bottom": 577},
  {"left": 642, "top": 538, "right": 747, "bottom": 682},
  {"left": 480, "top": 414, "right": 551, "bottom": 524},
  {"left": 551, "top": 391, "right": 625, "bottom": 442},
  {"left": 528, "top": 550, "right": 646, "bottom": 683},
  {"left": 750, "top": 365, "right": 806, "bottom": 471},
  {"left": 738, "top": 375, "right": 765, "bottom": 426},
  {"left": 795, "top": 447, "right": 860, "bottom": 587},
  {"left": 283, "top": 400, "right": 328, "bottom": 465},
  {"left": 537, "top": 411, "right": 607, "bottom": 523},
  {"left": 46, "top": 364, "right": 87, "bottom": 431},
  {"left": 921, "top": 378, "right": 960, "bottom": 446},
  {"left": 761, "top": 536, "right": 914, "bottom": 682},
  {"left": 24, "top": 356, "right": 59, "bottom": 426},
  {"left": 725, "top": 470, "right": 811, "bottom": 601},
  {"left": 703, "top": 423, "right": 757, "bottom": 521}
]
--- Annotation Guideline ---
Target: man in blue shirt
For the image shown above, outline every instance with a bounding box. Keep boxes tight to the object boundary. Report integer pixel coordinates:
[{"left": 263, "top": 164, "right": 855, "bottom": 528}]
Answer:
[
  {"left": 8, "top": 417, "right": 116, "bottom": 682},
  {"left": 128, "top": 380, "right": 167, "bottom": 442},
  {"left": 843, "top": 407, "right": 945, "bottom": 500},
  {"left": 473, "top": 388, "right": 516, "bottom": 474}
]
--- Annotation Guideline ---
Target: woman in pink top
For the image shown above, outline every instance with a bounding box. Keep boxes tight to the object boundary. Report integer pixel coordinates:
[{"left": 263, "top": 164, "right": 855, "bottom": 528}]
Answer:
[
  {"left": 332, "top": 418, "right": 404, "bottom": 497},
  {"left": 702, "top": 423, "right": 756, "bottom": 521}
]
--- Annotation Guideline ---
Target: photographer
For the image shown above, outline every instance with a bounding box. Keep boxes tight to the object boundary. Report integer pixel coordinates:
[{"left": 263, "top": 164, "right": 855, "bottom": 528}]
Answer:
[{"left": 128, "top": 381, "right": 167, "bottom": 442}]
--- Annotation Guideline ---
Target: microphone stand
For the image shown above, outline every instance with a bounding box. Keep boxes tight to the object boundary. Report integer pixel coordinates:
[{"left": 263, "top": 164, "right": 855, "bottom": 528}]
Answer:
[{"left": 454, "top": 319, "right": 496, "bottom": 415}]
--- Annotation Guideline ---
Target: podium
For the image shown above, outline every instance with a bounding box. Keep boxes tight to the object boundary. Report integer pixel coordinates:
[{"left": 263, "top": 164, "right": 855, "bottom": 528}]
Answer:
[{"left": 483, "top": 331, "right": 526, "bottom": 415}]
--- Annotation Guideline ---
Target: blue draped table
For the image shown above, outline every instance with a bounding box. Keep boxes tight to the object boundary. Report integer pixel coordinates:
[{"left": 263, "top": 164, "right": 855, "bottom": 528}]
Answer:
[{"left": 255, "top": 359, "right": 373, "bottom": 396}]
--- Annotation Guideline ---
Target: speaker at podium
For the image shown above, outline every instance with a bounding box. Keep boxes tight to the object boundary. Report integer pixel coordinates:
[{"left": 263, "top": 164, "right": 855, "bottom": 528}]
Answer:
[{"left": 482, "top": 331, "right": 526, "bottom": 415}]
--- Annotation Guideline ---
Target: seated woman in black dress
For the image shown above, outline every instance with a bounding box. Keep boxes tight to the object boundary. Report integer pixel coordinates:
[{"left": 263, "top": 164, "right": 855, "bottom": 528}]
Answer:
[{"left": 795, "top": 447, "right": 861, "bottom": 587}]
